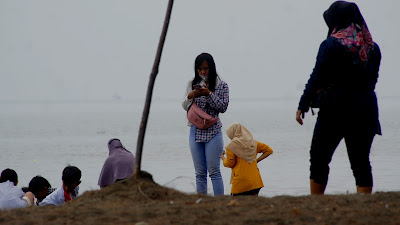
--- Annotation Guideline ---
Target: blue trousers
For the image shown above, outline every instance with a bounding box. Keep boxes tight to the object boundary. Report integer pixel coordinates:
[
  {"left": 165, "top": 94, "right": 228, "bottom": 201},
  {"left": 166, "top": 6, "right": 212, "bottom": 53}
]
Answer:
[{"left": 189, "top": 125, "right": 224, "bottom": 196}]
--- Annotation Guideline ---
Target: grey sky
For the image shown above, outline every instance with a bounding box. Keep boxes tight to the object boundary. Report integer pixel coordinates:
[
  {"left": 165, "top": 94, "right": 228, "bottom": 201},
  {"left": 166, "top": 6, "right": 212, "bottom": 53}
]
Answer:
[{"left": 0, "top": 0, "right": 398, "bottom": 101}]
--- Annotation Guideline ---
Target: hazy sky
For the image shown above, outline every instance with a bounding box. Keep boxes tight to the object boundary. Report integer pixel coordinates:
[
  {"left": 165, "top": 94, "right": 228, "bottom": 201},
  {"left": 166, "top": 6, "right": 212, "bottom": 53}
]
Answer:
[{"left": 0, "top": 0, "right": 398, "bottom": 101}]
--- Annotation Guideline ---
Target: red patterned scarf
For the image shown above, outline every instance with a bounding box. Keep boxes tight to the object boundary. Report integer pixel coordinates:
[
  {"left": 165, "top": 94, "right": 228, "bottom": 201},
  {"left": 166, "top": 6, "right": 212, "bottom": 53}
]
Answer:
[{"left": 331, "top": 23, "right": 374, "bottom": 63}]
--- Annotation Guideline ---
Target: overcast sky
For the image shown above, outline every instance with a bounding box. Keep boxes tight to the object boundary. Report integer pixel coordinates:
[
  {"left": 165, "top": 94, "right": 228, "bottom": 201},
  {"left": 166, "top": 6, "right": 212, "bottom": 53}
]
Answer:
[{"left": 0, "top": 0, "right": 398, "bottom": 101}]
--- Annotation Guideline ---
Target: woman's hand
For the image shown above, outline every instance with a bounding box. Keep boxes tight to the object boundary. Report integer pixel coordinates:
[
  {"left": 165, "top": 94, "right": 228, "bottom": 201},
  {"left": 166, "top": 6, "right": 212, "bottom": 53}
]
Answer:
[
  {"left": 257, "top": 153, "right": 271, "bottom": 163},
  {"left": 220, "top": 151, "right": 226, "bottom": 160},
  {"left": 296, "top": 109, "right": 305, "bottom": 125},
  {"left": 188, "top": 87, "right": 212, "bottom": 99}
]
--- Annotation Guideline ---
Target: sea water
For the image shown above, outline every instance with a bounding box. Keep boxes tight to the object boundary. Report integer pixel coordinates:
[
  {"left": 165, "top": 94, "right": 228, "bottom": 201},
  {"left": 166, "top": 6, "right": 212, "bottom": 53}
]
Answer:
[{"left": 0, "top": 97, "right": 399, "bottom": 197}]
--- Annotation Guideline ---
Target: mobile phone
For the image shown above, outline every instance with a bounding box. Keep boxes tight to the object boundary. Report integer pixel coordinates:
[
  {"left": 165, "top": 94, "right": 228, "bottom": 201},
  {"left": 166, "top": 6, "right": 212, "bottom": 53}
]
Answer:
[{"left": 194, "top": 85, "right": 201, "bottom": 89}]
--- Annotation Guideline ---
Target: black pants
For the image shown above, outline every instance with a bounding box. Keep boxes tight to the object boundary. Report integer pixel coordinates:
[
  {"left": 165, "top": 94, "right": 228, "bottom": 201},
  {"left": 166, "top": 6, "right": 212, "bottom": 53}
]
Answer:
[
  {"left": 310, "top": 115, "right": 375, "bottom": 187},
  {"left": 232, "top": 188, "right": 261, "bottom": 196}
]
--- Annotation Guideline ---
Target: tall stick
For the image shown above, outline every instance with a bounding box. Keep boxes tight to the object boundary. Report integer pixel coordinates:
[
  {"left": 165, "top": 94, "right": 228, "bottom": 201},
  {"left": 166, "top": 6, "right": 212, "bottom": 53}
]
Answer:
[{"left": 134, "top": 0, "right": 174, "bottom": 177}]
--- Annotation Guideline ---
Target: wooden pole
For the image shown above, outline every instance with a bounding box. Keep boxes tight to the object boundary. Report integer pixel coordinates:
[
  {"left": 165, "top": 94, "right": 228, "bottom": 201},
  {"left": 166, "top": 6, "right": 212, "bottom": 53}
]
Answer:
[{"left": 134, "top": 0, "right": 174, "bottom": 177}]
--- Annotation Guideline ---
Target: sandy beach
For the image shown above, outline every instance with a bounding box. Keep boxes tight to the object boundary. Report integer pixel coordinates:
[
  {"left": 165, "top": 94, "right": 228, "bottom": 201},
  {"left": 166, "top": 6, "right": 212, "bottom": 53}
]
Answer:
[{"left": 0, "top": 171, "right": 399, "bottom": 225}]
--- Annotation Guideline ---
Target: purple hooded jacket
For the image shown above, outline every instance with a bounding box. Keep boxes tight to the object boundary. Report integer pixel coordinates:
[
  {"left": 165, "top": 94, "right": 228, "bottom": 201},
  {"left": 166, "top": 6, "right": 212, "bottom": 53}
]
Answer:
[{"left": 98, "top": 139, "right": 135, "bottom": 187}]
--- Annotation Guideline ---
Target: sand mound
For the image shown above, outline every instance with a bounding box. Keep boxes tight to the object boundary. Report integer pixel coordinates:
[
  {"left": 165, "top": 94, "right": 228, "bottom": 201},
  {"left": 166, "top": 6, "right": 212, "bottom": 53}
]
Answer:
[{"left": 0, "top": 171, "right": 399, "bottom": 225}]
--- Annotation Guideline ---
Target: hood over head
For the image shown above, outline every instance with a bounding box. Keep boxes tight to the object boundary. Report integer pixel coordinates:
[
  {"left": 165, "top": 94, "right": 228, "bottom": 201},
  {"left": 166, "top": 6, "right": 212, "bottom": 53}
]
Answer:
[{"left": 323, "top": 1, "right": 365, "bottom": 38}]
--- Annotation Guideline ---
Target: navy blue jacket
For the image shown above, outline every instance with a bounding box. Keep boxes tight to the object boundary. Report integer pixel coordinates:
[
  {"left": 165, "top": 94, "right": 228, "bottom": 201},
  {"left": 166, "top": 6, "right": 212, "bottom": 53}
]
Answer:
[{"left": 298, "top": 37, "right": 382, "bottom": 135}]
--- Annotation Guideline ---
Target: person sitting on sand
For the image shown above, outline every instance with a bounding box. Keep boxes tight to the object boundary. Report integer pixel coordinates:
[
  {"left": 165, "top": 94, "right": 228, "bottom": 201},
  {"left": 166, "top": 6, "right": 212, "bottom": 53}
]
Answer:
[
  {"left": 221, "top": 123, "right": 273, "bottom": 196},
  {"left": 28, "top": 176, "right": 53, "bottom": 205},
  {"left": 0, "top": 168, "right": 34, "bottom": 210},
  {"left": 40, "top": 166, "right": 81, "bottom": 206},
  {"left": 98, "top": 138, "right": 135, "bottom": 188}
]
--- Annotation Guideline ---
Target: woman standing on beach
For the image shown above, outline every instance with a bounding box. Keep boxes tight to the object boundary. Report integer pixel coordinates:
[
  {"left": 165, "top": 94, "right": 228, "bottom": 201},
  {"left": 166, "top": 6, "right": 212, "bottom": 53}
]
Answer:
[
  {"left": 182, "top": 53, "right": 229, "bottom": 196},
  {"left": 296, "top": 1, "right": 382, "bottom": 194}
]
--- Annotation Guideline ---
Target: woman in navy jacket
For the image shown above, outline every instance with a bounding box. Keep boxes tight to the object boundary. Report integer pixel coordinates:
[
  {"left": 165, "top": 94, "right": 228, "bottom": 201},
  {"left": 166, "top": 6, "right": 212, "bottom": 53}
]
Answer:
[{"left": 296, "top": 1, "right": 381, "bottom": 195}]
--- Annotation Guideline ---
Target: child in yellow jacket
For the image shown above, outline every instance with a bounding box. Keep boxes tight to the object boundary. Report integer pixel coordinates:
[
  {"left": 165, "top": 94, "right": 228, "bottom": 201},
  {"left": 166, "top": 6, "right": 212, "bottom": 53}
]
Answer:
[{"left": 221, "top": 122, "right": 273, "bottom": 196}]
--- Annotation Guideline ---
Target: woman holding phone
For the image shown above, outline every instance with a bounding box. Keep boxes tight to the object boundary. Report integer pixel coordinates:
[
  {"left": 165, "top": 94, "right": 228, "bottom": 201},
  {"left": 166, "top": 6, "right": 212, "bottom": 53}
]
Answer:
[{"left": 182, "top": 53, "right": 229, "bottom": 196}]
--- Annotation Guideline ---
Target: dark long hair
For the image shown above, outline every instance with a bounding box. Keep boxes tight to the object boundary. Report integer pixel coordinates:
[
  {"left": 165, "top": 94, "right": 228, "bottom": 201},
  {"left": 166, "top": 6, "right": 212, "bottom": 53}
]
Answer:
[
  {"left": 192, "top": 53, "right": 218, "bottom": 92},
  {"left": 323, "top": 1, "right": 366, "bottom": 38}
]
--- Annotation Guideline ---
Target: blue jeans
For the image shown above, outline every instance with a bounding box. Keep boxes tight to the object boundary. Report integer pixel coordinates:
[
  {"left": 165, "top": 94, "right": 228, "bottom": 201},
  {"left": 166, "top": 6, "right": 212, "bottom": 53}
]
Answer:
[{"left": 189, "top": 126, "right": 224, "bottom": 196}]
